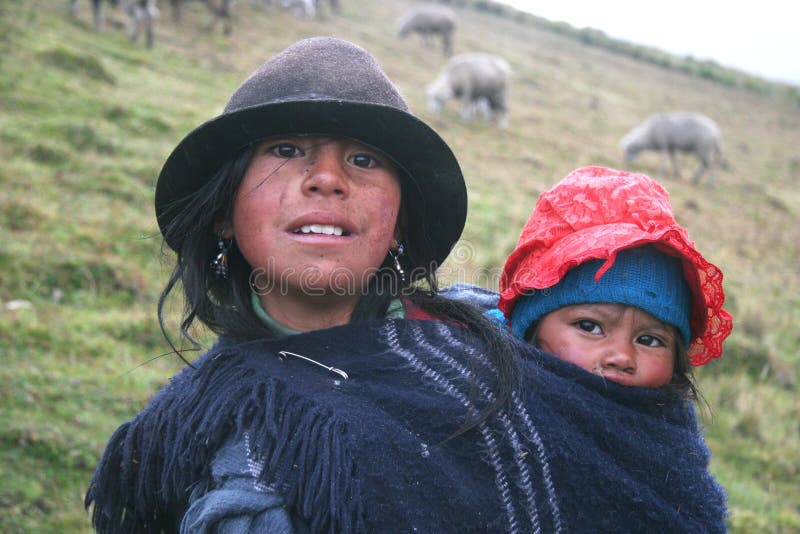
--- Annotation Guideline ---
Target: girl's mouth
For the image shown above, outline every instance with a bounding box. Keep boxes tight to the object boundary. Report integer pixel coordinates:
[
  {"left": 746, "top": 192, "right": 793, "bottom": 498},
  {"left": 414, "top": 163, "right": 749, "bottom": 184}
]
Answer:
[{"left": 293, "top": 224, "right": 350, "bottom": 237}]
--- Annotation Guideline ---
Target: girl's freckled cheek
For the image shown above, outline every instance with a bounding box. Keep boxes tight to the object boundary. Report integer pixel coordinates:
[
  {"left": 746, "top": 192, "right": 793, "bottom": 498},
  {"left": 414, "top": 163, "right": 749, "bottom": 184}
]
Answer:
[
  {"left": 278, "top": 187, "right": 290, "bottom": 204},
  {"left": 380, "top": 206, "right": 398, "bottom": 223}
]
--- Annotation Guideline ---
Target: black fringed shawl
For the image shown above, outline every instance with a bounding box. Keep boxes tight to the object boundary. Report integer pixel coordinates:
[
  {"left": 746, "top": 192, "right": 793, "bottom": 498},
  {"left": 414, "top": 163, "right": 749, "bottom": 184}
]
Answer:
[{"left": 86, "top": 319, "right": 727, "bottom": 533}]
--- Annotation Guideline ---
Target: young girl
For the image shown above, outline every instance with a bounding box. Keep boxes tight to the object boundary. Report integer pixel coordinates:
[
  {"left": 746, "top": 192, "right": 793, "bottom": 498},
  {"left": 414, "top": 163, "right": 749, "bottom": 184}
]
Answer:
[
  {"left": 85, "top": 36, "right": 520, "bottom": 533},
  {"left": 490, "top": 165, "right": 732, "bottom": 397}
]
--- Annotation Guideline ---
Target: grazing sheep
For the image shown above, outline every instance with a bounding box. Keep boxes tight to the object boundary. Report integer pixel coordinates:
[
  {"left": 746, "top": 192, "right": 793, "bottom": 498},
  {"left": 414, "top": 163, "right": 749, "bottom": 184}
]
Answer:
[
  {"left": 621, "top": 112, "right": 723, "bottom": 185},
  {"left": 397, "top": 4, "right": 455, "bottom": 56},
  {"left": 427, "top": 52, "right": 512, "bottom": 127},
  {"left": 69, "top": 0, "right": 157, "bottom": 47}
]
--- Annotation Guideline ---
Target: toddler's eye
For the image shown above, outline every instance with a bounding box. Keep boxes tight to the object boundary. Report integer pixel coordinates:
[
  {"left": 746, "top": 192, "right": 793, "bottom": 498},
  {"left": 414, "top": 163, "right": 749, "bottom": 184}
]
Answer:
[
  {"left": 637, "top": 334, "right": 666, "bottom": 348},
  {"left": 271, "top": 144, "right": 303, "bottom": 158},
  {"left": 575, "top": 320, "right": 602, "bottom": 334}
]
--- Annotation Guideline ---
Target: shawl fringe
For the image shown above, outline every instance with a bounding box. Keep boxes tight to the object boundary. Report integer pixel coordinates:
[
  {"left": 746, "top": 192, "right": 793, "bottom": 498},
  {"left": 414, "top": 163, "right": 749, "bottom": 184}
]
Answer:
[{"left": 86, "top": 346, "right": 362, "bottom": 533}]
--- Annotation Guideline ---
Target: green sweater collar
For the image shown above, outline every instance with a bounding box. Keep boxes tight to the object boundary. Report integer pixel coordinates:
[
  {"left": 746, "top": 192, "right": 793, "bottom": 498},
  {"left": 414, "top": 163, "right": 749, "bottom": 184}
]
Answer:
[{"left": 250, "top": 292, "right": 405, "bottom": 335}]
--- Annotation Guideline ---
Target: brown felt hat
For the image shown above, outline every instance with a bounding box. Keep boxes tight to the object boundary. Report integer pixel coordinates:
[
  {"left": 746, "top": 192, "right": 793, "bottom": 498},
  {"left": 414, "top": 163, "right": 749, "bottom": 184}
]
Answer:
[{"left": 155, "top": 36, "right": 467, "bottom": 272}]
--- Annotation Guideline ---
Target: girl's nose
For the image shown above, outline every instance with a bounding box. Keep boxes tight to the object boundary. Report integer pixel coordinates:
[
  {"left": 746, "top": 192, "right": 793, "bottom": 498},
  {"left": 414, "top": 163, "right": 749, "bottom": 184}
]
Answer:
[
  {"left": 600, "top": 341, "right": 637, "bottom": 373},
  {"left": 302, "top": 147, "right": 350, "bottom": 198}
]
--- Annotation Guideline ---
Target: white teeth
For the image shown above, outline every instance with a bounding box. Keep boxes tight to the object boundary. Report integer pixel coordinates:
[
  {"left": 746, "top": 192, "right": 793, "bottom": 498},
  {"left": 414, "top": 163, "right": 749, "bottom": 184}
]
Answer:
[{"left": 297, "top": 224, "right": 344, "bottom": 236}]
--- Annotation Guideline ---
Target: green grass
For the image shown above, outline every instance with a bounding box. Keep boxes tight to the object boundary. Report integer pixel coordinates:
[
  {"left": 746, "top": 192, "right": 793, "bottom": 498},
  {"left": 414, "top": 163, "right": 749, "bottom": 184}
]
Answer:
[{"left": 2, "top": 0, "right": 799, "bottom": 531}]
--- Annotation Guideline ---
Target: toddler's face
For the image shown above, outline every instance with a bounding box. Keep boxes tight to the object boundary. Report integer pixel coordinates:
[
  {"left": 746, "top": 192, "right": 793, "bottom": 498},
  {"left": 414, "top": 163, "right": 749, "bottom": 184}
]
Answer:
[{"left": 531, "top": 303, "right": 677, "bottom": 387}]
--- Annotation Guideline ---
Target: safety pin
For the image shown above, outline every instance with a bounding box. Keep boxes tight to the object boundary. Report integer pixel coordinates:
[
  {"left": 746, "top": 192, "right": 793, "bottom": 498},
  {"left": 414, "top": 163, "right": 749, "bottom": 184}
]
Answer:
[{"left": 277, "top": 351, "right": 349, "bottom": 380}]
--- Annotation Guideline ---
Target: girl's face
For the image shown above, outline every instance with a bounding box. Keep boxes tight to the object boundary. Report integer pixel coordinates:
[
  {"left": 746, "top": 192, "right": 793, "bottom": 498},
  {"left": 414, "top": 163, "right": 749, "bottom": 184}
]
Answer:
[
  {"left": 532, "top": 303, "right": 677, "bottom": 388},
  {"left": 230, "top": 135, "right": 401, "bottom": 322}
]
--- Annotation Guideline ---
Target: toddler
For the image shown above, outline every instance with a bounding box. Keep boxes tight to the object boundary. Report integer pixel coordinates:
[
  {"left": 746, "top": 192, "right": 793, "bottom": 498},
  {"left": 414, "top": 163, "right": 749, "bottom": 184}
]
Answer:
[{"left": 491, "top": 165, "right": 732, "bottom": 396}]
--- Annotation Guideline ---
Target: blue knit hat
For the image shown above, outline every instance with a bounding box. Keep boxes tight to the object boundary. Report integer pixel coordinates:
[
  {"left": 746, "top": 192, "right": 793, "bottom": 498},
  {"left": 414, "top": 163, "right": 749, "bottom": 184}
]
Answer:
[{"left": 510, "top": 246, "right": 692, "bottom": 346}]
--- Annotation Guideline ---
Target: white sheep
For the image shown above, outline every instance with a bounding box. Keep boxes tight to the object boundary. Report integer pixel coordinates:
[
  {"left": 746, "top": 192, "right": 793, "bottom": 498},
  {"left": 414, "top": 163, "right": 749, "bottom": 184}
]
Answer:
[
  {"left": 427, "top": 52, "right": 512, "bottom": 127},
  {"left": 397, "top": 4, "right": 455, "bottom": 56},
  {"left": 621, "top": 112, "right": 723, "bottom": 185}
]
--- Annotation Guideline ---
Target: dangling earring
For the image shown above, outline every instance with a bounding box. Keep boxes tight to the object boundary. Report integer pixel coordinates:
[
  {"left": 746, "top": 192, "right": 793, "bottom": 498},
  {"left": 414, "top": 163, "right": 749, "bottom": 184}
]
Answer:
[
  {"left": 388, "top": 241, "right": 406, "bottom": 285},
  {"left": 210, "top": 236, "right": 232, "bottom": 279}
]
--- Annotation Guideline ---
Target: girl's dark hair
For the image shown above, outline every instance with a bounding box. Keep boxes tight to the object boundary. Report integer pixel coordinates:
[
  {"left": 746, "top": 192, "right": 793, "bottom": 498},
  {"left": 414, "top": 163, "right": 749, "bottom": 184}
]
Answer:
[
  {"left": 669, "top": 337, "right": 701, "bottom": 400},
  {"left": 157, "top": 142, "right": 518, "bottom": 437},
  {"left": 667, "top": 338, "right": 711, "bottom": 419}
]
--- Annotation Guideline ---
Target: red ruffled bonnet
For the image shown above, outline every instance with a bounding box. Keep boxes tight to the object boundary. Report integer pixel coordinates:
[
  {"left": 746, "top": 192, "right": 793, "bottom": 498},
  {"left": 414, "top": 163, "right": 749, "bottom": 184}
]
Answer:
[{"left": 498, "top": 166, "right": 732, "bottom": 366}]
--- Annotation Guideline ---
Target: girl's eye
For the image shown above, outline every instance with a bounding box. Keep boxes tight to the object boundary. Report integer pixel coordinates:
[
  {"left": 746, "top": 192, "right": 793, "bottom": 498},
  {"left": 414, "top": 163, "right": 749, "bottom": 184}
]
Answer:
[
  {"left": 575, "top": 320, "right": 602, "bottom": 334},
  {"left": 637, "top": 334, "right": 666, "bottom": 348},
  {"left": 271, "top": 144, "right": 303, "bottom": 158},
  {"left": 349, "top": 153, "right": 379, "bottom": 168}
]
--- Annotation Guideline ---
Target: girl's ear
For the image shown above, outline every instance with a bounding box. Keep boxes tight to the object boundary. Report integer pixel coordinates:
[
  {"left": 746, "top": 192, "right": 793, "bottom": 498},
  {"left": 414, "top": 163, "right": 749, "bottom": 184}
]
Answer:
[
  {"left": 214, "top": 220, "right": 234, "bottom": 239},
  {"left": 392, "top": 225, "right": 403, "bottom": 248}
]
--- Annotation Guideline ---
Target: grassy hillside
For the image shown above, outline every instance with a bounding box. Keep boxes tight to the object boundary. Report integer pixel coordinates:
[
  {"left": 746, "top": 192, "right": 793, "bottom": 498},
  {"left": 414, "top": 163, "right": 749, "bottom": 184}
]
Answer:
[{"left": 1, "top": 0, "right": 798, "bottom": 531}]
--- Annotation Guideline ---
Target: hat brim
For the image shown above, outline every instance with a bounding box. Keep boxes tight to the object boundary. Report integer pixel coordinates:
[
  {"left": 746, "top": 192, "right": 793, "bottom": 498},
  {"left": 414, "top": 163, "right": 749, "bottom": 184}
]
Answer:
[{"left": 155, "top": 99, "right": 467, "bottom": 269}]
